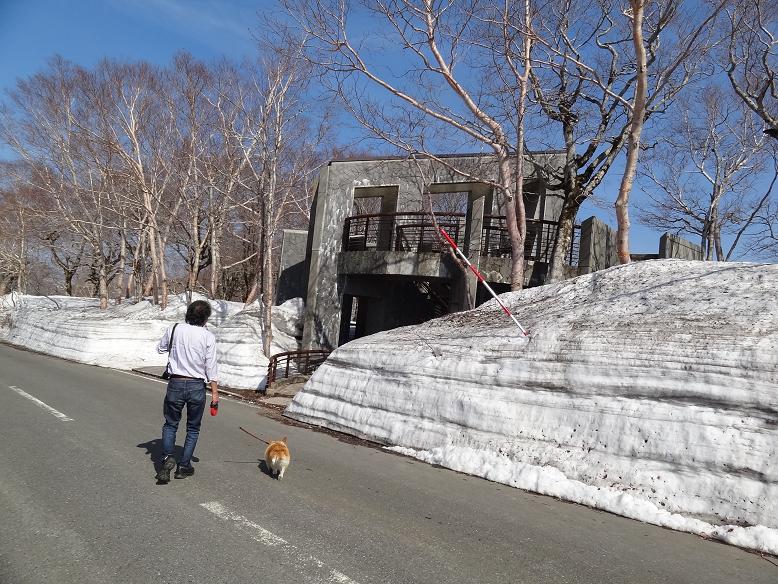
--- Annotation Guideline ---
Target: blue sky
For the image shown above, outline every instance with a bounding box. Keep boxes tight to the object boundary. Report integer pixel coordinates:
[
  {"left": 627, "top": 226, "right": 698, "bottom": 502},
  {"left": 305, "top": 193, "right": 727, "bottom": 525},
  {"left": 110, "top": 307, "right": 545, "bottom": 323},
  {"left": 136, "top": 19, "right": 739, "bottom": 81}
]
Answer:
[
  {"left": 0, "top": 0, "right": 709, "bottom": 256},
  {"left": 0, "top": 0, "right": 265, "bottom": 90}
]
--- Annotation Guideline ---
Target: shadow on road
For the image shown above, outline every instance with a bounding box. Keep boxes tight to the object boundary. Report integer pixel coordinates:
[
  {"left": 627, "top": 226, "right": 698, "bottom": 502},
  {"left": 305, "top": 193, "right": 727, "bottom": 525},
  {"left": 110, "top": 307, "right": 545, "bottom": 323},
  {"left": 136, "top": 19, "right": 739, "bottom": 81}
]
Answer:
[
  {"left": 136, "top": 438, "right": 200, "bottom": 484},
  {"left": 258, "top": 459, "right": 276, "bottom": 479}
]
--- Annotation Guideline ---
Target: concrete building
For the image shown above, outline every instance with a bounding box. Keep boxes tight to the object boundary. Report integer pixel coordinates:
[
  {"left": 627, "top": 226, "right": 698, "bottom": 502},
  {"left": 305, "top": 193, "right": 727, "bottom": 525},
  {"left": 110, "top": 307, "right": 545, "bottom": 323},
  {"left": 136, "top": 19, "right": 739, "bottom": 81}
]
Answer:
[{"left": 276, "top": 154, "right": 701, "bottom": 352}]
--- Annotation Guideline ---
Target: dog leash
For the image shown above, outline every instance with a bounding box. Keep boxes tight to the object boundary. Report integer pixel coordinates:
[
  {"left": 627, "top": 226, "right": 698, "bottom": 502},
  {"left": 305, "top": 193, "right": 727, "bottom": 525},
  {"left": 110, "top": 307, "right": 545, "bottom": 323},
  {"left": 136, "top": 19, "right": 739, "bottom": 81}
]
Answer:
[{"left": 239, "top": 426, "right": 270, "bottom": 445}]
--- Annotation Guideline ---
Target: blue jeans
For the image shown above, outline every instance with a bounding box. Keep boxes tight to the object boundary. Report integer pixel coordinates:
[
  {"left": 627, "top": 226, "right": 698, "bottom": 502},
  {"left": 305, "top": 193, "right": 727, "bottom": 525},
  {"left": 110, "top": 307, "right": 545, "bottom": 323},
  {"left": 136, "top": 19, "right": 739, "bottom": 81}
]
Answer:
[{"left": 162, "top": 379, "right": 206, "bottom": 468}]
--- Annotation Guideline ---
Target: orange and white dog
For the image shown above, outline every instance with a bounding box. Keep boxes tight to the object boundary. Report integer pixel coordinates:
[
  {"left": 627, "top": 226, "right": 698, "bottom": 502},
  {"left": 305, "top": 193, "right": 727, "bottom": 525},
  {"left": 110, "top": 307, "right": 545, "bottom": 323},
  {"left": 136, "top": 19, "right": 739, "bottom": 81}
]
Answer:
[{"left": 264, "top": 437, "right": 291, "bottom": 480}]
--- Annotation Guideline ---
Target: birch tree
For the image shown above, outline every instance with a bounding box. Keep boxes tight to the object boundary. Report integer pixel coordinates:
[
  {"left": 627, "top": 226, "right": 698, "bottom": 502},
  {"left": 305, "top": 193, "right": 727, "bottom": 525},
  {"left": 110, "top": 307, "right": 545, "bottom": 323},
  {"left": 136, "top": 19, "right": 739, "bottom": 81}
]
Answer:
[
  {"left": 1, "top": 59, "right": 124, "bottom": 307},
  {"left": 614, "top": 0, "right": 648, "bottom": 264},
  {"left": 283, "top": 0, "right": 537, "bottom": 290},
  {"left": 226, "top": 50, "right": 326, "bottom": 355},
  {"left": 0, "top": 177, "right": 32, "bottom": 295},
  {"left": 726, "top": 0, "right": 777, "bottom": 132},
  {"left": 640, "top": 86, "right": 773, "bottom": 260},
  {"left": 531, "top": 0, "right": 727, "bottom": 279}
]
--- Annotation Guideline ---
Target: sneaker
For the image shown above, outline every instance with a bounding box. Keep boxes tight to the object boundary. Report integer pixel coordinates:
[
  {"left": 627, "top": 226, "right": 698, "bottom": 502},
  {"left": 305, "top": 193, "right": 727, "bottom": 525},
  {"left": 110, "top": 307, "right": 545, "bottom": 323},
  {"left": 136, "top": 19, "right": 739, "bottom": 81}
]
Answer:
[
  {"left": 156, "top": 456, "right": 176, "bottom": 483},
  {"left": 175, "top": 465, "right": 195, "bottom": 479}
]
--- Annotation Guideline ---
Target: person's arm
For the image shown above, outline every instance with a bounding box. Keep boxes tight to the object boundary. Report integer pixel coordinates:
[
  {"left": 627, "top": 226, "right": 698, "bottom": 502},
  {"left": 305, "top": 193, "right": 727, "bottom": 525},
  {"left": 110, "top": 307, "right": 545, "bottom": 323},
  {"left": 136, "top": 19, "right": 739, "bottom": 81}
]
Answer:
[{"left": 205, "top": 333, "right": 219, "bottom": 402}]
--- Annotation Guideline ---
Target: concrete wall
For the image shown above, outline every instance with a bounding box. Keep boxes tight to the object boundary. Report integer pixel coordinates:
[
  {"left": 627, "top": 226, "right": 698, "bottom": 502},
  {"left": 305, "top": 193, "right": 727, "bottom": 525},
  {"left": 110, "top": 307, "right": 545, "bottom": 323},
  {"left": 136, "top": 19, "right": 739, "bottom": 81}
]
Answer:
[
  {"left": 579, "top": 221, "right": 704, "bottom": 272},
  {"left": 659, "top": 233, "right": 703, "bottom": 260},
  {"left": 302, "top": 153, "right": 566, "bottom": 350},
  {"left": 276, "top": 229, "right": 309, "bottom": 305},
  {"left": 578, "top": 216, "right": 619, "bottom": 274},
  {"left": 338, "top": 250, "right": 457, "bottom": 279}
]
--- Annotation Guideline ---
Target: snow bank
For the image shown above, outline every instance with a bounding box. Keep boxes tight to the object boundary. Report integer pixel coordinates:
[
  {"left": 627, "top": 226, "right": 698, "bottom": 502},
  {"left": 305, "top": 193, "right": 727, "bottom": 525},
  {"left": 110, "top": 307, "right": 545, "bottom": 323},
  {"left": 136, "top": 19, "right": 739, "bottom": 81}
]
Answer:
[
  {"left": 0, "top": 292, "right": 302, "bottom": 389},
  {"left": 216, "top": 298, "right": 304, "bottom": 390},
  {"left": 286, "top": 260, "right": 778, "bottom": 554}
]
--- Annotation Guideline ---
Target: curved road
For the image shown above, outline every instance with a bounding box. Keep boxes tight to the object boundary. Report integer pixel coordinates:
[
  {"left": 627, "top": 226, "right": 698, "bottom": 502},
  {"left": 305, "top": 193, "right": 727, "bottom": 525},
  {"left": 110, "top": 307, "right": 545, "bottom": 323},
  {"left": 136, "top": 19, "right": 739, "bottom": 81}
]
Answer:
[{"left": 0, "top": 343, "right": 775, "bottom": 583}]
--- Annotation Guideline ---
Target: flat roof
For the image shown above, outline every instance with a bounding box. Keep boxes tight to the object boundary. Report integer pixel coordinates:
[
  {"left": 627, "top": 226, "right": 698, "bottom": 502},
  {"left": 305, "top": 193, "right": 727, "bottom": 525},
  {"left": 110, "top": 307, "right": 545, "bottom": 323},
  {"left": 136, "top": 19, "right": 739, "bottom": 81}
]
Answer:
[{"left": 328, "top": 150, "right": 565, "bottom": 164}]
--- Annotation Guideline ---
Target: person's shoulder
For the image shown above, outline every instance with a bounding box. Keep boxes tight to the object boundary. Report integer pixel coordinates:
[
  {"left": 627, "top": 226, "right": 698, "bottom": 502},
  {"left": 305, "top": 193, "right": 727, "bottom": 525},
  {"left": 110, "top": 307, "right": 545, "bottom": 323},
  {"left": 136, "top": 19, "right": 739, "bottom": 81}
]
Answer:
[{"left": 193, "top": 324, "right": 216, "bottom": 342}]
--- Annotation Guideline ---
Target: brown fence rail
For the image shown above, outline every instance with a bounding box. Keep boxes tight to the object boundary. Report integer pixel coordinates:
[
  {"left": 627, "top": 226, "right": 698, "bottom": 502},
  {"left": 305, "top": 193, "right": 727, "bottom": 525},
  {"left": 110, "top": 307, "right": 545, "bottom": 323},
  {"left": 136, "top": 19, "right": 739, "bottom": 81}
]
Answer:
[
  {"left": 266, "top": 350, "right": 331, "bottom": 390},
  {"left": 343, "top": 212, "right": 467, "bottom": 253},
  {"left": 481, "top": 216, "right": 581, "bottom": 266}
]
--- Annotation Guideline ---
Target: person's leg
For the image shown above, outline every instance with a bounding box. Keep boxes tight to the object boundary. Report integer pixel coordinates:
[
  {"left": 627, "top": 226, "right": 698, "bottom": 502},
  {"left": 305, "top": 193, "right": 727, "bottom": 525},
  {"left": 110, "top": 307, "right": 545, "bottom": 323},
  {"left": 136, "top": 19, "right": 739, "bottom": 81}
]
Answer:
[
  {"left": 178, "top": 381, "right": 206, "bottom": 472},
  {"left": 162, "top": 381, "right": 185, "bottom": 457},
  {"left": 158, "top": 381, "right": 184, "bottom": 482}
]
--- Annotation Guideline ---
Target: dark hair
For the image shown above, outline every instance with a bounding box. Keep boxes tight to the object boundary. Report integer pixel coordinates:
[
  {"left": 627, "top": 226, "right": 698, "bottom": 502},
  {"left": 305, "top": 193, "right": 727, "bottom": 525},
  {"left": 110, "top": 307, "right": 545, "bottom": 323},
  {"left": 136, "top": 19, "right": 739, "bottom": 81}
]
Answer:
[{"left": 185, "top": 300, "right": 212, "bottom": 326}]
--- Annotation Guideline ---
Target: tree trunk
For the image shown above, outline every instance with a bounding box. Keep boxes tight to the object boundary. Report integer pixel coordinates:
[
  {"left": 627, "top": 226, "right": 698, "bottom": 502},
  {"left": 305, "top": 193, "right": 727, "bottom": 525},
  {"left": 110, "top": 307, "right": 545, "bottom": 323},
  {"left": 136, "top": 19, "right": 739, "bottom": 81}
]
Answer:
[
  {"left": 98, "top": 255, "right": 109, "bottom": 310},
  {"left": 17, "top": 209, "right": 27, "bottom": 294},
  {"left": 261, "top": 239, "right": 274, "bottom": 358},
  {"left": 714, "top": 224, "right": 724, "bottom": 261},
  {"left": 548, "top": 196, "right": 579, "bottom": 281},
  {"left": 64, "top": 269, "right": 75, "bottom": 296},
  {"left": 615, "top": 0, "right": 648, "bottom": 264},
  {"left": 547, "top": 121, "right": 579, "bottom": 283},
  {"left": 244, "top": 192, "right": 266, "bottom": 307},
  {"left": 156, "top": 231, "right": 169, "bottom": 310},
  {"left": 507, "top": 0, "right": 532, "bottom": 292},
  {"left": 500, "top": 152, "right": 525, "bottom": 291},
  {"left": 187, "top": 210, "right": 200, "bottom": 299},
  {"left": 116, "top": 229, "right": 127, "bottom": 304},
  {"left": 209, "top": 221, "right": 221, "bottom": 299},
  {"left": 143, "top": 232, "right": 158, "bottom": 298}
]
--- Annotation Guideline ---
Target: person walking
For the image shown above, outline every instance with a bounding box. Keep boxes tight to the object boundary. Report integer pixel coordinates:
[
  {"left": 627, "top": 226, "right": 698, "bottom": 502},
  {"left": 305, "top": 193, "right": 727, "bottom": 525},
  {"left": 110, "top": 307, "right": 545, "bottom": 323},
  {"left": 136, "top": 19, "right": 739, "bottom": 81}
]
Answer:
[{"left": 155, "top": 299, "right": 219, "bottom": 483}]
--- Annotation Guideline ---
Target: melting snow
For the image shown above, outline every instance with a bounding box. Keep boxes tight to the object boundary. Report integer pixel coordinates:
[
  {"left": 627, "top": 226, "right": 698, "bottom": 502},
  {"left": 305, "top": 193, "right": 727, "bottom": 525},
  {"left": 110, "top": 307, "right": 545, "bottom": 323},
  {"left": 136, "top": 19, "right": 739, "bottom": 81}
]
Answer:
[
  {"left": 0, "top": 292, "right": 302, "bottom": 390},
  {"left": 286, "top": 260, "right": 778, "bottom": 555}
]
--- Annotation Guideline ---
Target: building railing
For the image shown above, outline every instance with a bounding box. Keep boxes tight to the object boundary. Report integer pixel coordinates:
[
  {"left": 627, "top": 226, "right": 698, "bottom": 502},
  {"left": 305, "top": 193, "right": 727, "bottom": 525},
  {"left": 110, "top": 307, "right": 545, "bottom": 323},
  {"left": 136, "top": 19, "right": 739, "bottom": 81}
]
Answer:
[
  {"left": 266, "top": 350, "right": 330, "bottom": 389},
  {"left": 343, "top": 212, "right": 467, "bottom": 254},
  {"left": 342, "top": 212, "right": 581, "bottom": 266},
  {"left": 481, "top": 216, "right": 581, "bottom": 265}
]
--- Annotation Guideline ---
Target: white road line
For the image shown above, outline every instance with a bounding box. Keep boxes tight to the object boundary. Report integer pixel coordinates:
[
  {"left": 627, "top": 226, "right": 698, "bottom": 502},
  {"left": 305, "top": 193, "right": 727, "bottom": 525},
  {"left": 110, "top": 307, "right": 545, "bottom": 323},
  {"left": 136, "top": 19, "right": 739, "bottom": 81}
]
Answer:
[
  {"left": 202, "top": 501, "right": 287, "bottom": 547},
  {"left": 8, "top": 385, "right": 73, "bottom": 422},
  {"left": 201, "top": 501, "right": 362, "bottom": 584}
]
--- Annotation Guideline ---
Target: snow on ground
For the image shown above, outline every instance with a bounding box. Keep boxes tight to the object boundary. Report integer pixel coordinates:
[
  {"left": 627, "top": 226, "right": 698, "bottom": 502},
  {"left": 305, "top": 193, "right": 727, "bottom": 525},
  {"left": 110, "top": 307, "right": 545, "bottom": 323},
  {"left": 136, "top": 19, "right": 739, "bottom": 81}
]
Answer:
[
  {"left": 286, "top": 260, "right": 778, "bottom": 555},
  {"left": 0, "top": 292, "right": 302, "bottom": 390},
  {"left": 215, "top": 298, "right": 303, "bottom": 390}
]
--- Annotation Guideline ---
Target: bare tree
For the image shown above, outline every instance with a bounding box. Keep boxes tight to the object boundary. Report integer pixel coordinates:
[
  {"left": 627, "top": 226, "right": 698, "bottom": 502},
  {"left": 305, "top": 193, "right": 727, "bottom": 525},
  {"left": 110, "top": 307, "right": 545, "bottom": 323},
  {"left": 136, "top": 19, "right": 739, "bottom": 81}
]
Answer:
[
  {"left": 615, "top": 0, "right": 648, "bottom": 264},
  {"left": 40, "top": 228, "right": 87, "bottom": 295},
  {"left": 283, "top": 0, "right": 539, "bottom": 290},
  {"left": 1, "top": 59, "right": 126, "bottom": 308},
  {"left": 0, "top": 179, "right": 31, "bottom": 295},
  {"left": 227, "top": 47, "right": 326, "bottom": 355},
  {"left": 531, "top": 0, "right": 727, "bottom": 279},
  {"left": 640, "top": 85, "right": 773, "bottom": 260},
  {"left": 726, "top": 0, "right": 777, "bottom": 132},
  {"left": 2, "top": 52, "right": 328, "bottom": 318}
]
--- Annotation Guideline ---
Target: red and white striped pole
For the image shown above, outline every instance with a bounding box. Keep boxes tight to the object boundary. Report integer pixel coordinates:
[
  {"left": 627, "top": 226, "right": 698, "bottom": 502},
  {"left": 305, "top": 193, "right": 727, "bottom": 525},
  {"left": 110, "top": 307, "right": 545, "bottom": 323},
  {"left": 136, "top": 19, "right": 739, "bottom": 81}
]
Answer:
[{"left": 439, "top": 227, "right": 529, "bottom": 336}]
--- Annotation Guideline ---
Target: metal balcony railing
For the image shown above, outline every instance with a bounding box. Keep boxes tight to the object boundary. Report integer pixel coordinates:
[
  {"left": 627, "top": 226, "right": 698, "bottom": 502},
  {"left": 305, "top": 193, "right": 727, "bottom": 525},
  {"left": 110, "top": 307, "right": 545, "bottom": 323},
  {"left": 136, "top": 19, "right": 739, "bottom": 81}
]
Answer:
[
  {"left": 342, "top": 212, "right": 581, "bottom": 266},
  {"left": 481, "top": 216, "right": 581, "bottom": 266},
  {"left": 266, "top": 350, "right": 330, "bottom": 390},
  {"left": 343, "top": 212, "right": 467, "bottom": 254}
]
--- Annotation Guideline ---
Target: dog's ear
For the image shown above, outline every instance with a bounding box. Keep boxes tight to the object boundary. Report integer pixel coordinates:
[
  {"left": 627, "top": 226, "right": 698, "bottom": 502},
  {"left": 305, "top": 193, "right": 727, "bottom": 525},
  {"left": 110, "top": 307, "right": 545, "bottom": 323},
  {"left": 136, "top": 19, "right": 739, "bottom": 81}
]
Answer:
[{"left": 281, "top": 436, "right": 288, "bottom": 444}]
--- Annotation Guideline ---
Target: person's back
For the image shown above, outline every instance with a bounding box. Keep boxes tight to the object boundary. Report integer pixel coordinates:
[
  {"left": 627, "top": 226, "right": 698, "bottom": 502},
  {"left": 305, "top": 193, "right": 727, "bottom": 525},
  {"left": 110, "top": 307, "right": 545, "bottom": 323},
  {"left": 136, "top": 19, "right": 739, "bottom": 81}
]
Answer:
[
  {"left": 154, "top": 300, "right": 220, "bottom": 483},
  {"left": 162, "top": 322, "right": 218, "bottom": 382}
]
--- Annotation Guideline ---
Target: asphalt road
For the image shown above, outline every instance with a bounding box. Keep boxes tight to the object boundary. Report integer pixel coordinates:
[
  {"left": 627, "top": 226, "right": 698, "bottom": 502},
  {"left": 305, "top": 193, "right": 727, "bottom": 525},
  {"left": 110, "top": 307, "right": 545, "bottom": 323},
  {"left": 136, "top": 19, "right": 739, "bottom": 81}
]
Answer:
[{"left": 0, "top": 342, "right": 775, "bottom": 584}]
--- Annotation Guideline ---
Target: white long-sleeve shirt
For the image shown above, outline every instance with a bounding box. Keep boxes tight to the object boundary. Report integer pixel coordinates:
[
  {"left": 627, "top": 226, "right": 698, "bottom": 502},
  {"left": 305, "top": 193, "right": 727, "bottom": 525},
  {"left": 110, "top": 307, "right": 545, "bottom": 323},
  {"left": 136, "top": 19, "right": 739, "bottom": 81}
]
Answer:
[{"left": 157, "top": 323, "right": 219, "bottom": 383}]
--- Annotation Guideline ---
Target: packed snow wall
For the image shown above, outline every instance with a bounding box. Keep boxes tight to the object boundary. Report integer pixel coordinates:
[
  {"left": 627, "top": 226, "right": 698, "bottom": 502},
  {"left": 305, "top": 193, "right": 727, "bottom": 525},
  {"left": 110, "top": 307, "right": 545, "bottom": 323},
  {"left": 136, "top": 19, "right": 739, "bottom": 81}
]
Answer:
[
  {"left": 0, "top": 293, "right": 303, "bottom": 390},
  {"left": 286, "top": 260, "right": 778, "bottom": 553}
]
